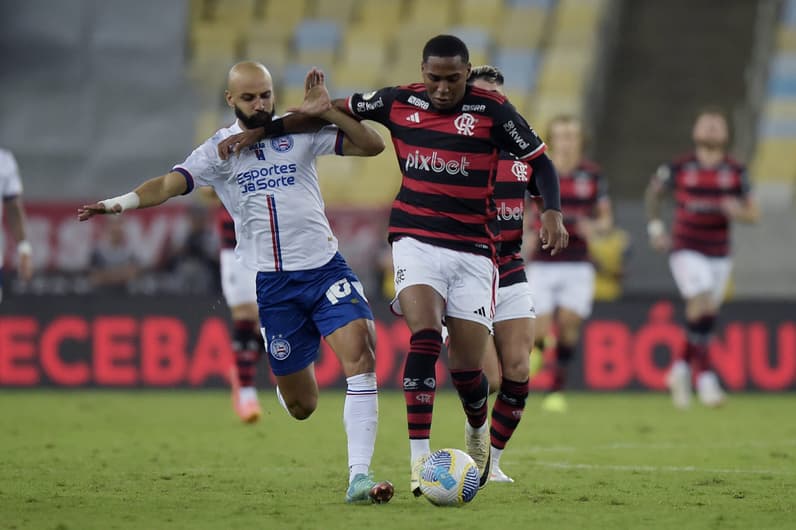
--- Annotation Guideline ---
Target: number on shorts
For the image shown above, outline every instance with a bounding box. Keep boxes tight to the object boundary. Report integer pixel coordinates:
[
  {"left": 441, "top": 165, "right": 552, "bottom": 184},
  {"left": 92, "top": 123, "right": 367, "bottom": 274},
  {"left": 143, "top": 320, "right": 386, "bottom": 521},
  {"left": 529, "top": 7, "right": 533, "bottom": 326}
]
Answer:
[{"left": 325, "top": 279, "right": 352, "bottom": 305}]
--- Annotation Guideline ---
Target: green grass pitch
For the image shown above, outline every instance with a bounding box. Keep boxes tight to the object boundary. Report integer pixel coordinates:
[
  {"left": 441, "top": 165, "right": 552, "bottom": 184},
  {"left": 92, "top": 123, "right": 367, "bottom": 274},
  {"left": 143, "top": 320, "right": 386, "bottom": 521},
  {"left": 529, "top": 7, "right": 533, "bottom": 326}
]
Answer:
[{"left": 1, "top": 391, "right": 794, "bottom": 529}]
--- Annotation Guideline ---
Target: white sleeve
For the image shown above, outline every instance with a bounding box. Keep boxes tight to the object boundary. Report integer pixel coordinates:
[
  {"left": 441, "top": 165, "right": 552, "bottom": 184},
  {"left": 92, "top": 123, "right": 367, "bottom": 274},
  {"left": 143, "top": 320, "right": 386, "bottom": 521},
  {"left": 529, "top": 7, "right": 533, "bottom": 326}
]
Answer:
[
  {"left": 310, "top": 125, "right": 344, "bottom": 157},
  {"left": 0, "top": 151, "right": 23, "bottom": 198},
  {"left": 172, "top": 136, "right": 225, "bottom": 191}
]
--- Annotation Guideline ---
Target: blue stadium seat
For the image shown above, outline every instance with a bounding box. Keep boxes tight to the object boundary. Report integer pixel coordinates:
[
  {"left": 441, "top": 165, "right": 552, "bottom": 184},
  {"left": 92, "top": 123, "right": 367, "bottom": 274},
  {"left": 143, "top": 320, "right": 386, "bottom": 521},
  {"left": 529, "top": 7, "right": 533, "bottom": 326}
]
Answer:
[
  {"left": 494, "top": 49, "right": 539, "bottom": 90},
  {"left": 784, "top": 0, "right": 796, "bottom": 27},
  {"left": 759, "top": 118, "right": 796, "bottom": 138},
  {"left": 772, "top": 53, "right": 796, "bottom": 76},
  {"left": 447, "top": 26, "right": 492, "bottom": 52},
  {"left": 507, "top": 0, "right": 554, "bottom": 9},
  {"left": 768, "top": 75, "right": 796, "bottom": 96},
  {"left": 294, "top": 19, "right": 341, "bottom": 50},
  {"left": 281, "top": 63, "right": 318, "bottom": 87}
]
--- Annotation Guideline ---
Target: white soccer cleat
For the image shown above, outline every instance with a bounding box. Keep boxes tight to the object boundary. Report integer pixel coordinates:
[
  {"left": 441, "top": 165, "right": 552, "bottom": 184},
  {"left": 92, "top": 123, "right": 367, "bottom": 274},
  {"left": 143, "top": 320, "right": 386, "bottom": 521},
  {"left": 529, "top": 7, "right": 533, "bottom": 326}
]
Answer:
[
  {"left": 697, "top": 371, "right": 726, "bottom": 408},
  {"left": 489, "top": 464, "right": 514, "bottom": 483},
  {"left": 464, "top": 421, "right": 491, "bottom": 488},
  {"left": 666, "top": 360, "right": 692, "bottom": 409},
  {"left": 410, "top": 454, "right": 429, "bottom": 497}
]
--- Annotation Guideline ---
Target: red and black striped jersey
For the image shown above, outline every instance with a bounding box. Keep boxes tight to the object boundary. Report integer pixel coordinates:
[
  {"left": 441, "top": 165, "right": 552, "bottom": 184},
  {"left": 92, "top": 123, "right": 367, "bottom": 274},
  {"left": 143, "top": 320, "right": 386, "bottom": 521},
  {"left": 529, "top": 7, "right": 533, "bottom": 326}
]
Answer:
[
  {"left": 534, "top": 159, "right": 607, "bottom": 263},
  {"left": 495, "top": 152, "right": 533, "bottom": 286},
  {"left": 652, "top": 153, "right": 750, "bottom": 257},
  {"left": 347, "top": 84, "right": 546, "bottom": 259},
  {"left": 215, "top": 206, "right": 236, "bottom": 250}
]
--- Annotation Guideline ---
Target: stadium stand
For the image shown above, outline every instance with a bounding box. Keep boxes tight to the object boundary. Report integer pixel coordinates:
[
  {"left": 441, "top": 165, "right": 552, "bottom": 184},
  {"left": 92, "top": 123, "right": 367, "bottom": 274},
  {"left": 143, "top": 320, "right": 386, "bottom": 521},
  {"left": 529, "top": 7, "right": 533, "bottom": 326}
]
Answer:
[
  {"left": 184, "top": 0, "right": 611, "bottom": 207},
  {"left": 751, "top": 0, "right": 796, "bottom": 196},
  {"left": 0, "top": 0, "right": 195, "bottom": 197}
]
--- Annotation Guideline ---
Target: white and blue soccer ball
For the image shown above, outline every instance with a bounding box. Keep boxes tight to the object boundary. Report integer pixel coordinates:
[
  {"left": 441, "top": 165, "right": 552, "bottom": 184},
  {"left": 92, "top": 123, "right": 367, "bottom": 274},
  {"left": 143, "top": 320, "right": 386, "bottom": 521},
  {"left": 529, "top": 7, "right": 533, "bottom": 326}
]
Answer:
[{"left": 419, "top": 448, "right": 480, "bottom": 506}]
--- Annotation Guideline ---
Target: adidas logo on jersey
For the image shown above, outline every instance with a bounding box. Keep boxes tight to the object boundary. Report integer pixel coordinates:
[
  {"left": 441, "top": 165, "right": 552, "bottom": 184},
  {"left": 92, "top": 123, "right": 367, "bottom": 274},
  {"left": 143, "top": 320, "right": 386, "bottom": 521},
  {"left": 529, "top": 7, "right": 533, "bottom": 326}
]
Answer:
[
  {"left": 406, "top": 112, "right": 421, "bottom": 123},
  {"left": 473, "top": 307, "right": 487, "bottom": 317}
]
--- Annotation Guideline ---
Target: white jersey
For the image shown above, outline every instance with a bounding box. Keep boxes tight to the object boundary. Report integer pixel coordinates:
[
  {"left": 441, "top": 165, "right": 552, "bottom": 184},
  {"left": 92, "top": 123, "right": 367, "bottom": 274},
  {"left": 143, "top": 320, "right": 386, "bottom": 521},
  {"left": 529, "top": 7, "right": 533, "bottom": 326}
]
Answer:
[
  {"left": 0, "top": 148, "right": 24, "bottom": 265},
  {"left": 174, "top": 121, "right": 344, "bottom": 272}
]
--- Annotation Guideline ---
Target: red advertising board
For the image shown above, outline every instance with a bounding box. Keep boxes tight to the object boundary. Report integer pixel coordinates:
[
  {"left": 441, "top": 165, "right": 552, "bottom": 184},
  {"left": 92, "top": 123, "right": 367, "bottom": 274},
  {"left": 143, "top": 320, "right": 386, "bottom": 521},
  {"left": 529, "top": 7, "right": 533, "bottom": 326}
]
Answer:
[
  {"left": 2, "top": 202, "right": 389, "bottom": 273},
  {"left": 1, "top": 295, "right": 794, "bottom": 391}
]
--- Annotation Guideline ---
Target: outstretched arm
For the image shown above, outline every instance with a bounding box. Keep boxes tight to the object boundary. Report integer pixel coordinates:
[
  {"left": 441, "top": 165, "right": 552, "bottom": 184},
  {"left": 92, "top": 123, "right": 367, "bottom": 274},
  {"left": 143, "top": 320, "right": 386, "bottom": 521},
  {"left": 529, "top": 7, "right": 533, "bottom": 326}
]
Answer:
[
  {"left": 218, "top": 69, "right": 333, "bottom": 159},
  {"left": 287, "top": 69, "right": 384, "bottom": 156},
  {"left": 77, "top": 171, "right": 189, "bottom": 221}
]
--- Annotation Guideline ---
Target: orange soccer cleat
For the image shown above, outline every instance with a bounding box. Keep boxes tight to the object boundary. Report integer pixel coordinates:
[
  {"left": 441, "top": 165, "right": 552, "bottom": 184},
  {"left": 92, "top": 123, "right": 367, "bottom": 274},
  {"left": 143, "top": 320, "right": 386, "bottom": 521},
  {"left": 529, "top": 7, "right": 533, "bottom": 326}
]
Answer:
[{"left": 228, "top": 365, "right": 262, "bottom": 423}]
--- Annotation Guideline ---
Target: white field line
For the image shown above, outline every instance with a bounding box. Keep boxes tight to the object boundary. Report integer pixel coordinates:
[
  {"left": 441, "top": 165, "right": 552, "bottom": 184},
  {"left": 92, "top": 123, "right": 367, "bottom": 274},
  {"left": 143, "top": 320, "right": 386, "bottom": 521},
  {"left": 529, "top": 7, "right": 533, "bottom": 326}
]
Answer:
[
  {"left": 512, "top": 439, "right": 796, "bottom": 454},
  {"left": 526, "top": 461, "right": 796, "bottom": 476}
]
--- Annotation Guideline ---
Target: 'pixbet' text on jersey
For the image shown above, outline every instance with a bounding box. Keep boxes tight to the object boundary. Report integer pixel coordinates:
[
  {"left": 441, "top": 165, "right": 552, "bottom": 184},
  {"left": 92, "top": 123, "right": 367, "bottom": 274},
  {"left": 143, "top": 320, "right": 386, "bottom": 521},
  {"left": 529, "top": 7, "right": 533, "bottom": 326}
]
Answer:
[{"left": 405, "top": 151, "right": 470, "bottom": 176}]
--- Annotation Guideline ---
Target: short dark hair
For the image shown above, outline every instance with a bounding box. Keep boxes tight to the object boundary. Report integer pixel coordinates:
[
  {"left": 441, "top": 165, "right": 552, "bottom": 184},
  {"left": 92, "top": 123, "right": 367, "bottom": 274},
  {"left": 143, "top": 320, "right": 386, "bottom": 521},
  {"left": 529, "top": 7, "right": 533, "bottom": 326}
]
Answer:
[
  {"left": 468, "top": 65, "right": 504, "bottom": 86},
  {"left": 422, "top": 34, "right": 469, "bottom": 63}
]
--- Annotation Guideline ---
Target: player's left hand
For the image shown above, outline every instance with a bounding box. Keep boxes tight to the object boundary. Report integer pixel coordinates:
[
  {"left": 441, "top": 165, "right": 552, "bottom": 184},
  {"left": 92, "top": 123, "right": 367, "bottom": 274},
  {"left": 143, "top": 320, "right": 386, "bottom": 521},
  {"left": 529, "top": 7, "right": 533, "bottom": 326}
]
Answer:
[
  {"left": 218, "top": 128, "right": 266, "bottom": 160},
  {"left": 540, "top": 209, "right": 569, "bottom": 256},
  {"left": 287, "top": 68, "right": 332, "bottom": 117}
]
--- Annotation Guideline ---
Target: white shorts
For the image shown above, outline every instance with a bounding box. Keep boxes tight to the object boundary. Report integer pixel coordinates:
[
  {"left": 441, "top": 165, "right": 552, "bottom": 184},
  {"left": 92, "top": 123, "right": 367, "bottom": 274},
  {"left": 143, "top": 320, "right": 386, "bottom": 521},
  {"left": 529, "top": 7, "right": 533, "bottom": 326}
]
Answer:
[
  {"left": 494, "top": 282, "right": 536, "bottom": 323},
  {"left": 526, "top": 261, "right": 596, "bottom": 318},
  {"left": 220, "top": 249, "right": 258, "bottom": 307},
  {"left": 391, "top": 237, "right": 497, "bottom": 329},
  {"left": 669, "top": 249, "right": 732, "bottom": 304}
]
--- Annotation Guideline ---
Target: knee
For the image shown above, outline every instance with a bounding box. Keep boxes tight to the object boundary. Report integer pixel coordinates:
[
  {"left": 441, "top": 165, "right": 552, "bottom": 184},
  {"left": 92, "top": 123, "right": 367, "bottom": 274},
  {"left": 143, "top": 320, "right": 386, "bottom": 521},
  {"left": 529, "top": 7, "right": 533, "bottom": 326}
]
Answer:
[
  {"left": 503, "top": 357, "right": 530, "bottom": 381},
  {"left": 288, "top": 398, "right": 317, "bottom": 420}
]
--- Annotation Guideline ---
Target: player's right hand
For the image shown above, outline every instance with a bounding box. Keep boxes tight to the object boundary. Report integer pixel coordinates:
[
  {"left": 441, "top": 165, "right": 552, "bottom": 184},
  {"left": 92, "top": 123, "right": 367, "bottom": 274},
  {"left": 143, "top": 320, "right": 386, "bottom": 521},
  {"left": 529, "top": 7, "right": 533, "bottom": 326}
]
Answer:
[
  {"left": 77, "top": 202, "right": 117, "bottom": 221},
  {"left": 218, "top": 128, "right": 266, "bottom": 160},
  {"left": 540, "top": 209, "right": 569, "bottom": 256},
  {"left": 287, "top": 68, "right": 332, "bottom": 117}
]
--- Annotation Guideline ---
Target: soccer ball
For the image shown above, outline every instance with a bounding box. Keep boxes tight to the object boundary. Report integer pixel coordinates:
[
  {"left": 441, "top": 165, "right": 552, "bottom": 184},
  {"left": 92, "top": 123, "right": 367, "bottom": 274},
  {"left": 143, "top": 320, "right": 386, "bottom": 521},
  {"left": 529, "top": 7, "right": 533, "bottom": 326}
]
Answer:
[{"left": 418, "top": 448, "right": 480, "bottom": 506}]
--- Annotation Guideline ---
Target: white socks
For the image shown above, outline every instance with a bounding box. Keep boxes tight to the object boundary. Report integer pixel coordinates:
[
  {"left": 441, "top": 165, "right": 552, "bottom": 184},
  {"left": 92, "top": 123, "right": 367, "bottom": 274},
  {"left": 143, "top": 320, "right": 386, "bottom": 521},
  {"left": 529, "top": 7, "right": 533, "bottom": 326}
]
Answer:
[
  {"left": 344, "top": 372, "right": 379, "bottom": 483},
  {"left": 491, "top": 447, "right": 504, "bottom": 468},
  {"left": 410, "top": 439, "right": 431, "bottom": 465},
  {"left": 239, "top": 386, "right": 257, "bottom": 404}
]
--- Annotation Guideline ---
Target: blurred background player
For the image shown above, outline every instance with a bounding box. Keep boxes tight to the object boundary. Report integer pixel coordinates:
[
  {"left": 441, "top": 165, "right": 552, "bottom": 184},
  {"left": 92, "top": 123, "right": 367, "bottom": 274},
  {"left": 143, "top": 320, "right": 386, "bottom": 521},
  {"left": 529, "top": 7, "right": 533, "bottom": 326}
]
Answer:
[
  {"left": 646, "top": 107, "right": 759, "bottom": 409},
  {"left": 88, "top": 216, "right": 141, "bottom": 293},
  {"left": 162, "top": 203, "right": 219, "bottom": 294},
  {"left": 203, "top": 189, "right": 265, "bottom": 424},
  {"left": 450, "top": 65, "right": 538, "bottom": 484},
  {"left": 0, "top": 147, "right": 33, "bottom": 302},
  {"left": 525, "top": 115, "right": 613, "bottom": 413},
  {"left": 78, "top": 63, "right": 394, "bottom": 504}
]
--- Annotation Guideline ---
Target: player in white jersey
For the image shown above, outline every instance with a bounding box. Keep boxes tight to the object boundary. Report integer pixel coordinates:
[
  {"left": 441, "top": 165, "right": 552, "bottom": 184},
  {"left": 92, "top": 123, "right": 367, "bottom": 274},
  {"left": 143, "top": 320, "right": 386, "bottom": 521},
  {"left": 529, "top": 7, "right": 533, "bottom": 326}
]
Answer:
[
  {"left": 0, "top": 148, "right": 33, "bottom": 302},
  {"left": 78, "top": 63, "right": 394, "bottom": 504}
]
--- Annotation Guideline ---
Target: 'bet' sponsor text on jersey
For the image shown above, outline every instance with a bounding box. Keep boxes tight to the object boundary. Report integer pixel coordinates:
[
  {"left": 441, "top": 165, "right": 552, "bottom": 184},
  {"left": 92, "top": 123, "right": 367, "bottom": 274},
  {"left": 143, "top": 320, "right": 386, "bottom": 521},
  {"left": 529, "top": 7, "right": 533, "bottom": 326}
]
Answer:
[
  {"left": 497, "top": 202, "right": 523, "bottom": 221},
  {"left": 405, "top": 150, "right": 470, "bottom": 176},
  {"left": 236, "top": 164, "right": 298, "bottom": 194}
]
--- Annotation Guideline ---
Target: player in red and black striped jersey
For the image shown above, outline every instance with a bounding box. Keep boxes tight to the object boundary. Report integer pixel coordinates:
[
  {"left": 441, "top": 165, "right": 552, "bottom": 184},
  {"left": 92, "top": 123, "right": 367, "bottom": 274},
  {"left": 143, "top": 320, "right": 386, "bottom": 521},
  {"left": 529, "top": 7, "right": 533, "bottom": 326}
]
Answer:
[
  {"left": 646, "top": 108, "right": 759, "bottom": 409},
  {"left": 339, "top": 35, "right": 568, "bottom": 493},
  {"left": 524, "top": 115, "right": 612, "bottom": 413},
  {"left": 206, "top": 191, "right": 266, "bottom": 424},
  {"left": 443, "top": 66, "right": 539, "bottom": 483}
]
